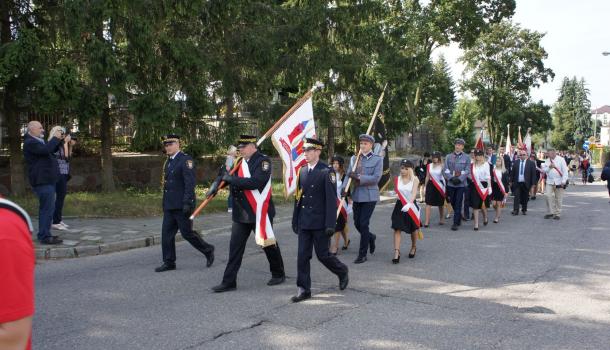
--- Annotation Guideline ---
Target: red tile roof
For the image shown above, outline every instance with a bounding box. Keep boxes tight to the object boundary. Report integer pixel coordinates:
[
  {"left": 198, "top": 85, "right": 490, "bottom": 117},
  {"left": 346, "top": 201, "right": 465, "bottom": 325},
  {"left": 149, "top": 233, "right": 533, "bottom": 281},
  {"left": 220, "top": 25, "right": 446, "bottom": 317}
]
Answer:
[{"left": 591, "top": 105, "right": 610, "bottom": 114}]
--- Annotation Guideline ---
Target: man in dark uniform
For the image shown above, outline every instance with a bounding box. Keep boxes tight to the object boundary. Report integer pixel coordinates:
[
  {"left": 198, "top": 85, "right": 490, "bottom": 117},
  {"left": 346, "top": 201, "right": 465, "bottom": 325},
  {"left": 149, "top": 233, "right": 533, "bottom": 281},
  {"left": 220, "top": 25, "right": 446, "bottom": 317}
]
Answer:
[
  {"left": 291, "top": 138, "right": 349, "bottom": 302},
  {"left": 155, "top": 134, "right": 215, "bottom": 272},
  {"left": 210, "top": 135, "right": 285, "bottom": 292}
]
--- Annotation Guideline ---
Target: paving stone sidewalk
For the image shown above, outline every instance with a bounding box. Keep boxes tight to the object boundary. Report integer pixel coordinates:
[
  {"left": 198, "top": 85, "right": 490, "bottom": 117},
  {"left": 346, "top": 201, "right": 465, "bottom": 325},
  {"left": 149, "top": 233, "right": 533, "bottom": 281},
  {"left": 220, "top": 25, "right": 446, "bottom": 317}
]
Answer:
[{"left": 34, "top": 196, "right": 396, "bottom": 259}]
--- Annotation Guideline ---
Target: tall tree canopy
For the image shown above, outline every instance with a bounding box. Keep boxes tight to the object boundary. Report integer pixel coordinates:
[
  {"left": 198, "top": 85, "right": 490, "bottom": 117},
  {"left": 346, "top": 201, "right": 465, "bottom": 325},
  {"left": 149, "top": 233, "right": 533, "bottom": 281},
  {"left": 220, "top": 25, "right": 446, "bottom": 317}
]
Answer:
[{"left": 551, "top": 77, "right": 592, "bottom": 150}]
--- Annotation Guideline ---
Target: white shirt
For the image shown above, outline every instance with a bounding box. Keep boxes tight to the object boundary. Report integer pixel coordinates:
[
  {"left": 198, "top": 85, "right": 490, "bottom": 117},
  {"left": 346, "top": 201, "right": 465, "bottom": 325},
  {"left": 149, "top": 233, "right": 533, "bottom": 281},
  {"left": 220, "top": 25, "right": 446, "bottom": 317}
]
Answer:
[
  {"left": 473, "top": 162, "right": 492, "bottom": 194},
  {"left": 517, "top": 160, "right": 526, "bottom": 183},
  {"left": 307, "top": 162, "right": 318, "bottom": 172},
  {"left": 543, "top": 156, "right": 569, "bottom": 185}
]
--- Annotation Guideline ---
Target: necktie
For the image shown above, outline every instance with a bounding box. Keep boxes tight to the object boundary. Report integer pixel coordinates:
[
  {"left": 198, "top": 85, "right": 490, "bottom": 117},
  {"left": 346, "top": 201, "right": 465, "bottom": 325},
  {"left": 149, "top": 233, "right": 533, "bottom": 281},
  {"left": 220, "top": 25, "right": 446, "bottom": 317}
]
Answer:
[
  {"left": 520, "top": 161, "right": 524, "bottom": 176},
  {"left": 308, "top": 167, "right": 312, "bottom": 174}
]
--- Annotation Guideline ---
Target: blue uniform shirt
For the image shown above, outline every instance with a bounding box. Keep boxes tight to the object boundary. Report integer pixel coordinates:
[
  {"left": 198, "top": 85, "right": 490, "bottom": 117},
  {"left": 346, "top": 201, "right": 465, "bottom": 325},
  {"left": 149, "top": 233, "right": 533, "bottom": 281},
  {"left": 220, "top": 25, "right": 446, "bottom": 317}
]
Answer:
[
  {"left": 443, "top": 152, "right": 471, "bottom": 188},
  {"left": 343, "top": 152, "right": 383, "bottom": 202}
]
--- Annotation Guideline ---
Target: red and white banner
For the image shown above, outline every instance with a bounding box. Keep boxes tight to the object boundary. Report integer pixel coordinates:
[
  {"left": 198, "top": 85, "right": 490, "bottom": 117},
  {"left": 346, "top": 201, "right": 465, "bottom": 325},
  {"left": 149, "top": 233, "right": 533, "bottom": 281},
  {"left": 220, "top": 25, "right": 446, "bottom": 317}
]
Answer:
[
  {"left": 470, "top": 164, "right": 490, "bottom": 201},
  {"left": 238, "top": 161, "right": 276, "bottom": 247},
  {"left": 271, "top": 97, "right": 316, "bottom": 196},
  {"left": 427, "top": 163, "right": 446, "bottom": 198},
  {"left": 505, "top": 126, "right": 513, "bottom": 156},
  {"left": 475, "top": 129, "right": 485, "bottom": 150},
  {"left": 394, "top": 177, "right": 421, "bottom": 227}
]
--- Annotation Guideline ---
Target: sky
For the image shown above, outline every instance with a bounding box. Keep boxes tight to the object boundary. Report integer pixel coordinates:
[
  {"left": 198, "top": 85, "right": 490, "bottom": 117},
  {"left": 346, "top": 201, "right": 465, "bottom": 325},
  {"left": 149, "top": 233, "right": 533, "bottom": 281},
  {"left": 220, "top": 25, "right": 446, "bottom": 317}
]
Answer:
[{"left": 434, "top": 0, "right": 610, "bottom": 110}]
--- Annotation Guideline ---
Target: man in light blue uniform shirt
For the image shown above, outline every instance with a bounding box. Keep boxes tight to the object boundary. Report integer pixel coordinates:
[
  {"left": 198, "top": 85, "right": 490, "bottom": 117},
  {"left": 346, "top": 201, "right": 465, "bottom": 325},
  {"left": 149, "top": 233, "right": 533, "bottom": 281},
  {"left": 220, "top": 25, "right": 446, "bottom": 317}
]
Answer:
[
  {"left": 343, "top": 134, "right": 383, "bottom": 264},
  {"left": 443, "top": 138, "right": 471, "bottom": 231}
]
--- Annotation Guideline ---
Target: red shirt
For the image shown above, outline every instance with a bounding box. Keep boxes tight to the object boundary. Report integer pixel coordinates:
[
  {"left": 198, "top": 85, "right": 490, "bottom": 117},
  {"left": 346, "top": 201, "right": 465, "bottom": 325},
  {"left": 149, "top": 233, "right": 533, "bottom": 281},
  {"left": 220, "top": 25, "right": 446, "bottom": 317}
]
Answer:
[{"left": 0, "top": 208, "right": 35, "bottom": 350}]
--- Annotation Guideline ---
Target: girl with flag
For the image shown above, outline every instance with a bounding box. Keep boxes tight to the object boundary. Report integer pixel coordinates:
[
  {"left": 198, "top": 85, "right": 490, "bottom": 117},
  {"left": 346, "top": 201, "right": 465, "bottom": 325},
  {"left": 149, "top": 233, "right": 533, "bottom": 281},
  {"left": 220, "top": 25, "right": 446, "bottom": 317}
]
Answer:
[
  {"left": 491, "top": 156, "right": 509, "bottom": 223},
  {"left": 470, "top": 149, "right": 492, "bottom": 230},
  {"left": 423, "top": 152, "right": 446, "bottom": 227},
  {"left": 330, "top": 155, "right": 351, "bottom": 255},
  {"left": 391, "top": 159, "right": 421, "bottom": 263}
]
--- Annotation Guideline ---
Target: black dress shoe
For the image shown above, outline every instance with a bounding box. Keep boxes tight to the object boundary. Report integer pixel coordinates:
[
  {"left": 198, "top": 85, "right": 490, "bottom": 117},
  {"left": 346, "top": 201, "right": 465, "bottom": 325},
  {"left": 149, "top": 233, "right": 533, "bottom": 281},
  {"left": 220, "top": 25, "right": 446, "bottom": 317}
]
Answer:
[
  {"left": 544, "top": 214, "right": 554, "bottom": 219},
  {"left": 291, "top": 291, "right": 312, "bottom": 303},
  {"left": 369, "top": 234, "right": 376, "bottom": 254},
  {"left": 521, "top": 211, "right": 527, "bottom": 215},
  {"left": 511, "top": 211, "right": 518, "bottom": 216},
  {"left": 212, "top": 283, "right": 237, "bottom": 293},
  {"left": 39, "top": 236, "right": 63, "bottom": 245},
  {"left": 342, "top": 239, "right": 350, "bottom": 250},
  {"left": 267, "top": 276, "right": 286, "bottom": 286},
  {"left": 451, "top": 224, "right": 458, "bottom": 231},
  {"left": 553, "top": 215, "right": 560, "bottom": 220},
  {"left": 339, "top": 273, "right": 349, "bottom": 290},
  {"left": 354, "top": 256, "right": 367, "bottom": 264},
  {"left": 206, "top": 248, "right": 215, "bottom": 268},
  {"left": 154, "top": 263, "right": 176, "bottom": 272}
]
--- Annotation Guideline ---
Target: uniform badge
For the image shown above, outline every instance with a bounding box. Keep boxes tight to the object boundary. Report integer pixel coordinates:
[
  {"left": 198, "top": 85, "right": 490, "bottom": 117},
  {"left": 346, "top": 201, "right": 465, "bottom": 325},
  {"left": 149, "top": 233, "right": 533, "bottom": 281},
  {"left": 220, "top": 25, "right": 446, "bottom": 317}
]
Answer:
[
  {"left": 330, "top": 172, "right": 336, "bottom": 184},
  {"left": 262, "top": 160, "right": 270, "bottom": 172},
  {"left": 186, "top": 160, "right": 193, "bottom": 169}
]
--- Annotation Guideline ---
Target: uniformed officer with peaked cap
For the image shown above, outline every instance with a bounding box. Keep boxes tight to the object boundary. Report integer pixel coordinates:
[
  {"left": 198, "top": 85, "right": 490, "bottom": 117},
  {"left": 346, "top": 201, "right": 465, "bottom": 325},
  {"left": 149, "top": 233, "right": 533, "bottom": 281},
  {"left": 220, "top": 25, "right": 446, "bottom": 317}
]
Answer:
[
  {"left": 291, "top": 138, "right": 349, "bottom": 302},
  {"left": 155, "top": 134, "right": 215, "bottom": 272},
  {"left": 209, "top": 135, "right": 286, "bottom": 292}
]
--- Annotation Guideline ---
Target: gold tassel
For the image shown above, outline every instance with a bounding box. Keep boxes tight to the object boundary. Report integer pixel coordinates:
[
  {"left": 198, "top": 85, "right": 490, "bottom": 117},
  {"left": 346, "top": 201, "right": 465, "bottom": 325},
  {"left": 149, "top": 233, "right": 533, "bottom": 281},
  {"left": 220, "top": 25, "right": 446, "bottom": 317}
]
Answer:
[{"left": 418, "top": 230, "right": 424, "bottom": 240}]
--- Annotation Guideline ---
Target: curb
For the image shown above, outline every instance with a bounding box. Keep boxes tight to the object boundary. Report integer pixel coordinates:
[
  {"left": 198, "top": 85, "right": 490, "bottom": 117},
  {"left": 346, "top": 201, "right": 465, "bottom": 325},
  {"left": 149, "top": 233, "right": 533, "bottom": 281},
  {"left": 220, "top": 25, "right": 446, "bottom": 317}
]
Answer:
[{"left": 35, "top": 198, "right": 395, "bottom": 260}]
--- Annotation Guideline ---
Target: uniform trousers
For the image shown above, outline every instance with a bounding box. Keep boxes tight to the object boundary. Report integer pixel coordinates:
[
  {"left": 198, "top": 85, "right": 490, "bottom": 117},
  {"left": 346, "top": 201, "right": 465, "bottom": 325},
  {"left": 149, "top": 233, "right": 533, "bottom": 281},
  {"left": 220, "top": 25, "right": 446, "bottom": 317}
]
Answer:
[
  {"left": 546, "top": 185, "right": 565, "bottom": 216},
  {"left": 297, "top": 229, "right": 348, "bottom": 291},
  {"left": 352, "top": 201, "right": 377, "bottom": 257},
  {"left": 512, "top": 182, "right": 530, "bottom": 212},
  {"left": 162, "top": 209, "right": 214, "bottom": 265},
  {"left": 446, "top": 186, "right": 465, "bottom": 225},
  {"left": 222, "top": 222, "right": 285, "bottom": 285}
]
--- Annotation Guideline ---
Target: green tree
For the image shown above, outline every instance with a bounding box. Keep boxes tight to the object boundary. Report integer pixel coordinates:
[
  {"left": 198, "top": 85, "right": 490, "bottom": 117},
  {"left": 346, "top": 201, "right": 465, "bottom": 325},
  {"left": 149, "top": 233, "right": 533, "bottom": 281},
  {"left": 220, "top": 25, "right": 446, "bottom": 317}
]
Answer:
[
  {"left": 461, "top": 20, "right": 554, "bottom": 143},
  {"left": 551, "top": 77, "right": 591, "bottom": 149},
  {"left": 446, "top": 98, "right": 481, "bottom": 151}
]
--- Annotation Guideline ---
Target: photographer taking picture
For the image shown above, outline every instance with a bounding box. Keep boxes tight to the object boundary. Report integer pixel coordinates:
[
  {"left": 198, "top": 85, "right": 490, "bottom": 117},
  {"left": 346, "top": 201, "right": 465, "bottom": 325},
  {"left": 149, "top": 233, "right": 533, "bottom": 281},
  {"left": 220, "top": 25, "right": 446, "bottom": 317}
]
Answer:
[{"left": 48, "top": 126, "right": 76, "bottom": 231}]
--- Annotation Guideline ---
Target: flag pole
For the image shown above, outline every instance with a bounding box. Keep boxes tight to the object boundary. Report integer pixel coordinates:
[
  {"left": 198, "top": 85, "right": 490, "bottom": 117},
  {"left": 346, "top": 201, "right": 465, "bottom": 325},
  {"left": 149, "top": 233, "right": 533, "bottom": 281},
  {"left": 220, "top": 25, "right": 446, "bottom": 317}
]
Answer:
[
  {"left": 190, "top": 82, "right": 324, "bottom": 220},
  {"left": 336, "top": 83, "right": 388, "bottom": 219}
]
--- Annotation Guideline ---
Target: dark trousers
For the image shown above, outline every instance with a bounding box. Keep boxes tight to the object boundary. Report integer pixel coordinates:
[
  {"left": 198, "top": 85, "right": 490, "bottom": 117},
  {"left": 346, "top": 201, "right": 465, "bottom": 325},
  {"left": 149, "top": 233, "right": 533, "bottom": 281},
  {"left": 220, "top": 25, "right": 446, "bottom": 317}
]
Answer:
[
  {"left": 513, "top": 182, "right": 530, "bottom": 212},
  {"left": 463, "top": 184, "right": 471, "bottom": 218},
  {"left": 446, "top": 186, "right": 465, "bottom": 225},
  {"left": 161, "top": 209, "right": 214, "bottom": 265},
  {"left": 53, "top": 174, "right": 69, "bottom": 224},
  {"left": 33, "top": 184, "right": 55, "bottom": 240},
  {"left": 352, "top": 201, "right": 377, "bottom": 257},
  {"left": 222, "top": 222, "right": 285, "bottom": 285},
  {"left": 297, "top": 229, "right": 348, "bottom": 291}
]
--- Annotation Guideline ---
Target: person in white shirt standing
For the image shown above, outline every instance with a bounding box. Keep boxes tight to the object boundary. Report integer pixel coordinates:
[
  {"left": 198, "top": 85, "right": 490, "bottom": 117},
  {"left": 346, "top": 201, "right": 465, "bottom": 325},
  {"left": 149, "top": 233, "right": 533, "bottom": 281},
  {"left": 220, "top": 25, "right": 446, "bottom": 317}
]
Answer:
[{"left": 543, "top": 148, "right": 569, "bottom": 220}]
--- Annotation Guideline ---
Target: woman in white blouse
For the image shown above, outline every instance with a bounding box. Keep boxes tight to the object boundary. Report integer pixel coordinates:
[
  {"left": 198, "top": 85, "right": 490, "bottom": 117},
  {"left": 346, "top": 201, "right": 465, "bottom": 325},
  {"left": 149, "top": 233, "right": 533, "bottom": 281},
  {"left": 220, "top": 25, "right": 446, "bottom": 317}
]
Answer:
[{"left": 469, "top": 149, "right": 491, "bottom": 230}]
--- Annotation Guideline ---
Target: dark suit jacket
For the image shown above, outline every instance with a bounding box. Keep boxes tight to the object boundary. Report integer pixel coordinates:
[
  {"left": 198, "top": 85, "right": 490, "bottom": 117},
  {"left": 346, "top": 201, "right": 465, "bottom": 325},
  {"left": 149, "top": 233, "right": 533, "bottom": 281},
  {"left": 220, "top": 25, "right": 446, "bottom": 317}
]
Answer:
[
  {"left": 292, "top": 161, "right": 337, "bottom": 231},
  {"left": 503, "top": 154, "right": 512, "bottom": 176},
  {"left": 229, "top": 151, "right": 275, "bottom": 224},
  {"left": 22, "top": 134, "right": 62, "bottom": 187},
  {"left": 510, "top": 159, "right": 537, "bottom": 189},
  {"left": 162, "top": 151, "right": 196, "bottom": 211}
]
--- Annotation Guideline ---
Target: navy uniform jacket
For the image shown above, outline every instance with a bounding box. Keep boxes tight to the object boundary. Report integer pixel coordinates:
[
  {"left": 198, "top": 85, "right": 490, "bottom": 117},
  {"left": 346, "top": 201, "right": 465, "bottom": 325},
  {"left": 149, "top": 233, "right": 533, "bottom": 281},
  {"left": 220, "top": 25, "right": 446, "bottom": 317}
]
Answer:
[
  {"left": 292, "top": 162, "right": 338, "bottom": 231},
  {"left": 163, "top": 151, "right": 196, "bottom": 211},
  {"left": 23, "top": 134, "right": 62, "bottom": 187},
  {"left": 229, "top": 151, "right": 275, "bottom": 224}
]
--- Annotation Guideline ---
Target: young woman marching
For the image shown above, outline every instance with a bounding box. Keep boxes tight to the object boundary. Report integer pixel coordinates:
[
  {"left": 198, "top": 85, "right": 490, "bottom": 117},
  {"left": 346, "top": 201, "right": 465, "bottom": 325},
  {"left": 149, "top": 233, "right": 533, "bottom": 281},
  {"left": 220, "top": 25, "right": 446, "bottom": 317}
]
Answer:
[
  {"left": 423, "top": 152, "right": 446, "bottom": 227},
  {"left": 330, "top": 156, "right": 351, "bottom": 255},
  {"left": 491, "top": 156, "right": 509, "bottom": 223},
  {"left": 470, "top": 149, "right": 492, "bottom": 230},
  {"left": 391, "top": 159, "right": 421, "bottom": 263}
]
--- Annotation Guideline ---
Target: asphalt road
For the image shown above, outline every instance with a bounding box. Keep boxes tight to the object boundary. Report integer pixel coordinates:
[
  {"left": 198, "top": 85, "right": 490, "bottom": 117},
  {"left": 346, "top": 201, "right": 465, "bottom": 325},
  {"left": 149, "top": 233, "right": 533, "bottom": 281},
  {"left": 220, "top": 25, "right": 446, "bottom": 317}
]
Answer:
[{"left": 34, "top": 183, "right": 610, "bottom": 349}]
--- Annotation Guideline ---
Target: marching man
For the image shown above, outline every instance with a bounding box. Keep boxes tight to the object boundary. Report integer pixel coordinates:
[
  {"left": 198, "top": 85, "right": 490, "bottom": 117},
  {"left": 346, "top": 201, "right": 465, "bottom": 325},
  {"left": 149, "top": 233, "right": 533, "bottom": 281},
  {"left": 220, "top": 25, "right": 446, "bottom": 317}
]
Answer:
[
  {"left": 543, "top": 148, "right": 569, "bottom": 220},
  {"left": 291, "top": 138, "right": 349, "bottom": 302}
]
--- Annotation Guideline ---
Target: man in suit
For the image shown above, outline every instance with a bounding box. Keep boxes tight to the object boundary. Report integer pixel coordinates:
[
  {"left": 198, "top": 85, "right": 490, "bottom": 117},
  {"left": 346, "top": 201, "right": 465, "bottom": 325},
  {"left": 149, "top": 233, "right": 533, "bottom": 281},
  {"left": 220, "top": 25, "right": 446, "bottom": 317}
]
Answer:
[
  {"left": 343, "top": 134, "right": 383, "bottom": 264},
  {"left": 22, "top": 121, "right": 64, "bottom": 245},
  {"left": 210, "top": 135, "right": 285, "bottom": 292},
  {"left": 155, "top": 134, "right": 215, "bottom": 272},
  {"left": 511, "top": 149, "right": 537, "bottom": 215},
  {"left": 291, "top": 138, "right": 349, "bottom": 302}
]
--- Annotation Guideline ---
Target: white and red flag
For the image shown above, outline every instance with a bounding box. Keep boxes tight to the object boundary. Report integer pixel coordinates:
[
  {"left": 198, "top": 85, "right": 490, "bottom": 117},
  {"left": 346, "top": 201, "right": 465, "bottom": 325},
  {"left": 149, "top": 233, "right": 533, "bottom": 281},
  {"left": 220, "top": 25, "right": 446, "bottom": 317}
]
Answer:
[
  {"left": 505, "top": 125, "right": 513, "bottom": 156},
  {"left": 271, "top": 97, "right": 316, "bottom": 196},
  {"left": 524, "top": 127, "right": 532, "bottom": 155},
  {"left": 517, "top": 126, "right": 524, "bottom": 151},
  {"left": 475, "top": 129, "right": 485, "bottom": 150}
]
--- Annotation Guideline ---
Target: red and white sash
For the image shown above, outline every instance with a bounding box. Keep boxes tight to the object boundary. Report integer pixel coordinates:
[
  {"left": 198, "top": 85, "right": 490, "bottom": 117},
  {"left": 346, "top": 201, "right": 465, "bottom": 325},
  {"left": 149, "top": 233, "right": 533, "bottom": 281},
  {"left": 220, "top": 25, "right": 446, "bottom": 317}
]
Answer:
[
  {"left": 427, "top": 163, "right": 446, "bottom": 198},
  {"left": 550, "top": 159, "right": 563, "bottom": 177},
  {"left": 470, "top": 163, "right": 489, "bottom": 201},
  {"left": 492, "top": 169, "right": 507, "bottom": 196},
  {"left": 238, "top": 161, "right": 276, "bottom": 247},
  {"left": 335, "top": 173, "right": 349, "bottom": 220},
  {"left": 394, "top": 177, "right": 421, "bottom": 227}
]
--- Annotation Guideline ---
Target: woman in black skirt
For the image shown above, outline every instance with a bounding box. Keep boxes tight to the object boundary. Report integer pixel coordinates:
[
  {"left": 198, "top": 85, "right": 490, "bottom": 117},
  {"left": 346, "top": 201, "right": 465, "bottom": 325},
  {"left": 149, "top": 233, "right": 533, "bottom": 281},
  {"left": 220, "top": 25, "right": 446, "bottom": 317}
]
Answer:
[
  {"left": 423, "top": 151, "right": 446, "bottom": 227},
  {"left": 470, "top": 149, "right": 491, "bottom": 230},
  {"left": 391, "top": 159, "right": 420, "bottom": 263},
  {"left": 491, "top": 156, "right": 509, "bottom": 223},
  {"left": 330, "top": 156, "right": 350, "bottom": 255}
]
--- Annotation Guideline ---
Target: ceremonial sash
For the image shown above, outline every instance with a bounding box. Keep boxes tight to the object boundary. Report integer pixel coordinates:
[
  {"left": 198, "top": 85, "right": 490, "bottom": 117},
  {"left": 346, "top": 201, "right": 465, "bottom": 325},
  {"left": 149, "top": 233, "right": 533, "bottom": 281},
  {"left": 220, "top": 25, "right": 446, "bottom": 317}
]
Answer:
[
  {"left": 492, "top": 169, "right": 507, "bottom": 196},
  {"left": 470, "top": 163, "right": 489, "bottom": 201},
  {"left": 550, "top": 159, "right": 563, "bottom": 177},
  {"left": 335, "top": 174, "right": 349, "bottom": 219},
  {"left": 394, "top": 177, "right": 421, "bottom": 227},
  {"left": 238, "top": 161, "right": 276, "bottom": 247},
  {"left": 427, "top": 163, "right": 446, "bottom": 198}
]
